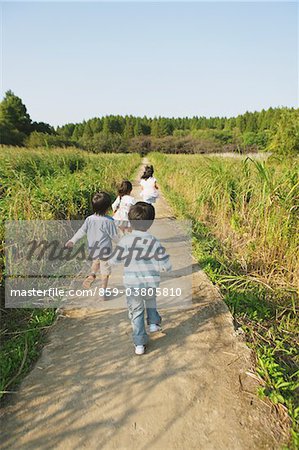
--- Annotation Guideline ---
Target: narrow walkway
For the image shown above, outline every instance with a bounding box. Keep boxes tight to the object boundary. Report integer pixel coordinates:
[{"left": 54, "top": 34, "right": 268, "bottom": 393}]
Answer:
[{"left": 0, "top": 159, "right": 279, "bottom": 449}]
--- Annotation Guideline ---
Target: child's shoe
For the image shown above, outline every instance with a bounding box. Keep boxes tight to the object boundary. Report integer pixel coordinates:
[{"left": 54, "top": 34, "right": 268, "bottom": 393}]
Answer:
[
  {"left": 135, "top": 345, "right": 146, "bottom": 355},
  {"left": 149, "top": 324, "right": 162, "bottom": 333}
]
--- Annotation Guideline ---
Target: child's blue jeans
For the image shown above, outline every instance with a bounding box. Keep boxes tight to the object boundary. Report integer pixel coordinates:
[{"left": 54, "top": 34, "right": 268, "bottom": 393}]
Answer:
[{"left": 126, "top": 287, "right": 161, "bottom": 346}]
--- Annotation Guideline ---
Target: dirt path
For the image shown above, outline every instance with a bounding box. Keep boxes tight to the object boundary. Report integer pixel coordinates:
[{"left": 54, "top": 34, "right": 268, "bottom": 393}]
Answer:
[{"left": 0, "top": 159, "right": 281, "bottom": 450}]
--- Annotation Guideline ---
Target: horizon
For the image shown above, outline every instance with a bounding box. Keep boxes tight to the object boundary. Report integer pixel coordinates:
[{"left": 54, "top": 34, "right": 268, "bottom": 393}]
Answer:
[
  {"left": 2, "top": 88, "right": 295, "bottom": 128},
  {"left": 2, "top": 2, "right": 298, "bottom": 127}
]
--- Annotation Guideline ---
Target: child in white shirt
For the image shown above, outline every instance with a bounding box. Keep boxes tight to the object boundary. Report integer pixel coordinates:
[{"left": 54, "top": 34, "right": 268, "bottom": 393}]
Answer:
[
  {"left": 140, "top": 165, "right": 159, "bottom": 204},
  {"left": 112, "top": 180, "right": 135, "bottom": 231}
]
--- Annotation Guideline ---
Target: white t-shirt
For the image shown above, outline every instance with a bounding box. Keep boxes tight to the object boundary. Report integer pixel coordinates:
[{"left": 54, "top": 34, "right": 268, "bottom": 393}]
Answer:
[
  {"left": 140, "top": 177, "right": 158, "bottom": 199},
  {"left": 112, "top": 195, "right": 135, "bottom": 221}
]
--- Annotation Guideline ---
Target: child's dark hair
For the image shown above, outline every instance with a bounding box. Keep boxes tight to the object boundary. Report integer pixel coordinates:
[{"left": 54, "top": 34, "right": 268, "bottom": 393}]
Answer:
[
  {"left": 128, "top": 201, "right": 155, "bottom": 231},
  {"left": 92, "top": 192, "right": 111, "bottom": 215},
  {"left": 117, "top": 180, "right": 133, "bottom": 198},
  {"left": 141, "top": 165, "right": 154, "bottom": 180}
]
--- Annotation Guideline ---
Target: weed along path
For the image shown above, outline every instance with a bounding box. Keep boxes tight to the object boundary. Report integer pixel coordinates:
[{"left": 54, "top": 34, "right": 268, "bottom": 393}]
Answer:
[{"left": 0, "top": 159, "right": 281, "bottom": 450}]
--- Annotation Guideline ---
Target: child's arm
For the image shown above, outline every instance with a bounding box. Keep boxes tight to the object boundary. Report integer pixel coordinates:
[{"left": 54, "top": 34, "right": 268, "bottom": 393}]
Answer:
[{"left": 65, "top": 219, "right": 88, "bottom": 248}]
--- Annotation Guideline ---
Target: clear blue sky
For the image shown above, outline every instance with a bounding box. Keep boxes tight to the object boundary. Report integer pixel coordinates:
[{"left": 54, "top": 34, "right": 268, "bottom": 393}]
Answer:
[{"left": 1, "top": 1, "right": 298, "bottom": 127}]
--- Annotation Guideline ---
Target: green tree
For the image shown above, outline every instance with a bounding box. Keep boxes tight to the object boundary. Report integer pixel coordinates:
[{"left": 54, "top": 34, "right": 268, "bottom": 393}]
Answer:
[
  {"left": 124, "top": 117, "right": 135, "bottom": 139},
  {"left": 159, "top": 118, "right": 174, "bottom": 136},
  {"left": 102, "top": 117, "right": 110, "bottom": 136},
  {"left": 89, "top": 118, "right": 103, "bottom": 134},
  {"left": 31, "top": 121, "right": 54, "bottom": 134},
  {"left": 236, "top": 114, "right": 247, "bottom": 133},
  {"left": 134, "top": 119, "right": 143, "bottom": 136},
  {"left": 246, "top": 112, "right": 258, "bottom": 132},
  {"left": 141, "top": 122, "right": 151, "bottom": 135},
  {"left": 151, "top": 118, "right": 174, "bottom": 137},
  {"left": 82, "top": 121, "right": 93, "bottom": 139},
  {"left": 269, "top": 109, "right": 299, "bottom": 156},
  {"left": 57, "top": 123, "right": 75, "bottom": 139},
  {"left": 102, "top": 116, "right": 124, "bottom": 135},
  {"left": 72, "top": 123, "right": 85, "bottom": 140},
  {"left": 0, "top": 90, "right": 31, "bottom": 135},
  {"left": 0, "top": 122, "right": 25, "bottom": 145},
  {"left": 151, "top": 120, "right": 159, "bottom": 137}
]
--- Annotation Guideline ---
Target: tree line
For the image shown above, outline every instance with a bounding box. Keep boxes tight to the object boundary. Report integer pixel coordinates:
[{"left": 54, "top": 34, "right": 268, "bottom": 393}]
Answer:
[{"left": 0, "top": 90, "right": 298, "bottom": 155}]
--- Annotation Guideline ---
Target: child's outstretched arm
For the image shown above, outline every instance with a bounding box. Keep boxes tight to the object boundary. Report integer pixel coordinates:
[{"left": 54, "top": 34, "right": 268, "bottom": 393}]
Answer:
[{"left": 65, "top": 219, "right": 88, "bottom": 248}]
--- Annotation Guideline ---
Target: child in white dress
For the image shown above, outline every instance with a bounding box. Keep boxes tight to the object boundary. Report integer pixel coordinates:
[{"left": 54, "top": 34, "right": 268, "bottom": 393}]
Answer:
[
  {"left": 140, "top": 165, "right": 159, "bottom": 204},
  {"left": 112, "top": 180, "right": 135, "bottom": 232}
]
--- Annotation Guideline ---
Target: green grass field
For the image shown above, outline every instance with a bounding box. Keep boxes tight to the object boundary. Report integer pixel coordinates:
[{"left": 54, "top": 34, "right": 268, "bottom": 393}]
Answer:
[
  {"left": 149, "top": 152, "right": 299, "bottom": 445},
  {"left": 0, "top": 147, "right": 140, "bottom": 397},
  {"left": 1, "top": 147, "right": 298, "bottom": 445}
]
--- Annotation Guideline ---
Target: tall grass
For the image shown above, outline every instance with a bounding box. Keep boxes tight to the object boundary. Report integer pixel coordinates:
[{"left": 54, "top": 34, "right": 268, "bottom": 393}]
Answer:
[
  {"left": 0, "top": 146, "right": 140, "bottom": 397},
  {"left": 0, "top": 147, "right": 140, "bottom": 268},
  {"left": 150, "top": 153, "right": 299, "bottom": 289},
  {"left": 149, "top": 152, "right": 299, "bottom": 446}
]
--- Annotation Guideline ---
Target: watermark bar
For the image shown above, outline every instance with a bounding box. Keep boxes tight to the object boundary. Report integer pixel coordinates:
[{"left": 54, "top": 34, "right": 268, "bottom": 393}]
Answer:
[{"left": 5, "top": 219, "right": 192, "bottom": 309}]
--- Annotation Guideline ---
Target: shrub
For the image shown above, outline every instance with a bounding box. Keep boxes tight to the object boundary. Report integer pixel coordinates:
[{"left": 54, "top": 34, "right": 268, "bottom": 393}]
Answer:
[
  {"left": 129, "top": 136, "right": 246, "bottom": 155},
  {"left": 0, "top": 122, "right": 26, "bottom": 146},
  {"left": 191, "top": 128, "right": 233, "bottom": 144},
  {"left": 268, "top": 110, "right": 299, "bottom": 156},
  {"left": 128, "top": 136, "right": 152, "bottom": 154},
  {"left": 26, "top": 131, "right": 74, "bottom": 148},
  {"left": 243, "top": 131, "right": 269, "bottom": 149},
  {"left": 79, "top": 132, "right": 128, "bottom": 153},
  {"left": 173, "top": 129, "right": 191, "bottom": 137}
]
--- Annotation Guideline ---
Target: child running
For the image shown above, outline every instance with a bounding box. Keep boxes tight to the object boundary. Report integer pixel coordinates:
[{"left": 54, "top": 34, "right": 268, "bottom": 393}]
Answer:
[
  {"left": 112, "top": 180, "right": 135, "bottom": 232},
  {"left": 109, "top": 202, "right": 172, "bottom": 355},
  {"left": 140, "top": 165, "right": 159, "bottom": 205},
  {"left": 65, "top": 192, "right": 118, "bottom": 296}
]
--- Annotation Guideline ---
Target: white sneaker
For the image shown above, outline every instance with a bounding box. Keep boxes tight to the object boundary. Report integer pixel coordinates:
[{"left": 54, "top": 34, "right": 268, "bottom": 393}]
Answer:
[
  {"left": 149, "top": 324, "right": 162, "bottom": 333},
  {"left": 135, "top": 345, "right": 146, "bottom": 355}
]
